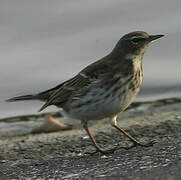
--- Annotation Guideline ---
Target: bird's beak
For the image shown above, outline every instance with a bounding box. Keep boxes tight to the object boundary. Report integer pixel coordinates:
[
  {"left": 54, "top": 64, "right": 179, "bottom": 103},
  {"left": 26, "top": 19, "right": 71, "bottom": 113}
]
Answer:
[{"left": 148, "top": 34, "right": 164, "bottom": 41}]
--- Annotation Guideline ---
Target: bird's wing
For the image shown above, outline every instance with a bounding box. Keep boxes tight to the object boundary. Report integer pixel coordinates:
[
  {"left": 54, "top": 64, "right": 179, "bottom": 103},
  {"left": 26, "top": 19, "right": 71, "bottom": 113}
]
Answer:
[
  {"left": 38, "top": 55, "right": 111, "bottom": 112},
  {"left": 37, "top": 77, "right": 76, "bottom": 101},
  {"left": 38, "top": 73, "right": 91, "bottom": 112}
]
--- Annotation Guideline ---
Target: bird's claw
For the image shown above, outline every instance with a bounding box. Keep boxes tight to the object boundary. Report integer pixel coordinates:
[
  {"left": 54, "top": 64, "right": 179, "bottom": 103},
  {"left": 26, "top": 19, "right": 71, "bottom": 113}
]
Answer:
[
  {"left": 121, "top": 139, "right": 156, "bottom": 150},
  {"left": 87, "top": 140, "right": 156, "bottom": 155},
  {"left": 88, "top": 147, "right": 117, "bottom": 156}
]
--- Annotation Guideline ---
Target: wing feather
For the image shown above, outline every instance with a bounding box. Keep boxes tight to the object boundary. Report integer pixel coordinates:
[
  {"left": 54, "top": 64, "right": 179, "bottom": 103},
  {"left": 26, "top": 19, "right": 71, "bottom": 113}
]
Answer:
[
  {"left": 39, "top": 54, "right": 112, "bottom": 112},
  {"left": 38, "top": 73, "right": 90, "bottom": 112}
]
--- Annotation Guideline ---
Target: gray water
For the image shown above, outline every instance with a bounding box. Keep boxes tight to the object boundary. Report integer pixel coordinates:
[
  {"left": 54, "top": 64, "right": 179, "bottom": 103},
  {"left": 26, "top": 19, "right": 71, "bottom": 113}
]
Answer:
[{"left": 0, "top": 0, "right": 181, "bottom": 118}]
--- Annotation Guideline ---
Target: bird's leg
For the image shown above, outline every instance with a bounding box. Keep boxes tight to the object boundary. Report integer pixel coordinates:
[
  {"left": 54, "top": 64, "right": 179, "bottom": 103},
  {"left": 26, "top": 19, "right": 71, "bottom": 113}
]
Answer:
[
  {"left": 82, "top": 121, "right": 116, "bottom": 155},
  {"left": 110, "top": 115, "right": 155, "bottom": 149}
]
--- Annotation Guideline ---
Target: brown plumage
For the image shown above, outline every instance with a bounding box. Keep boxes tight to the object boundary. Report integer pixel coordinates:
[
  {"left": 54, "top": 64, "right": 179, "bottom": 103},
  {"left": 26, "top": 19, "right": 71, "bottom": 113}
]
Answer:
[{"left": 7, "top": 31, "right": 164, "bottom": 154}]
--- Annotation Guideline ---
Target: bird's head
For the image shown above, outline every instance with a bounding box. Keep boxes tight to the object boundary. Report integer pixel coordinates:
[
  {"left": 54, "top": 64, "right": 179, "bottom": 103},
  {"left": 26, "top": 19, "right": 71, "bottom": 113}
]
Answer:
[{"left": 113, "top": 31, "right": 164, "bottom": 58}]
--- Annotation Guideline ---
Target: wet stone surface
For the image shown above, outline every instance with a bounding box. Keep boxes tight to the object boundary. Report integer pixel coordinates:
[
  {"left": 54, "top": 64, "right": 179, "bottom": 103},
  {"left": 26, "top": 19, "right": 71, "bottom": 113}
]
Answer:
[
  {"left": 0, "top": 98, "right": 181, "bottom": 179},
  {"left": 1, "top": 134, "right": 181, "bottom": 180}
]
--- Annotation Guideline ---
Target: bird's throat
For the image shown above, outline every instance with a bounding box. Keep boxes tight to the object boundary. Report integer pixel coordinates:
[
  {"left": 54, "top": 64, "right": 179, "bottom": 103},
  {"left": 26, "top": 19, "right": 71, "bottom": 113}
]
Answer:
[{"left": 132, "top": 55, "right": 142, "bottom": 72}]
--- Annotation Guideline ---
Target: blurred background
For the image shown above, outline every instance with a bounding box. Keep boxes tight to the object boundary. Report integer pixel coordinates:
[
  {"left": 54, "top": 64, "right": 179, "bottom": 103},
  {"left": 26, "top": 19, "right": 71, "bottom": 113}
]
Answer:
[{"left": 0, "top": 0, "right": 181, "bottom": 118}]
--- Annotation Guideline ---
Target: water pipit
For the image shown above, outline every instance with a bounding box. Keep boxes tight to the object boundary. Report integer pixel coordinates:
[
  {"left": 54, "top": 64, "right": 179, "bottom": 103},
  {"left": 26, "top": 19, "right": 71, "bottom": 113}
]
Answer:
[{"left": 7, "top": 31, "right": 164, "bottom": 154}]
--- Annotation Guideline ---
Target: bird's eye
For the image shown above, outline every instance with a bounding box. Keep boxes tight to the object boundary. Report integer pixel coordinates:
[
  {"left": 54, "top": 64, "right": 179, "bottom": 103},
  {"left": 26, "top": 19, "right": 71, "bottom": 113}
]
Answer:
[{"left": 131, "top": 38, "right": 142, "bottom": 44}]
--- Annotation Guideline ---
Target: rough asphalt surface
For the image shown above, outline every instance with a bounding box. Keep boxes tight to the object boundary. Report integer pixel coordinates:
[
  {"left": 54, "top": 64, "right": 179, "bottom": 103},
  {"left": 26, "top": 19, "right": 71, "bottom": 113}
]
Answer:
[{"left": 0, "top": 98, "right": 181, "bottom": 179}]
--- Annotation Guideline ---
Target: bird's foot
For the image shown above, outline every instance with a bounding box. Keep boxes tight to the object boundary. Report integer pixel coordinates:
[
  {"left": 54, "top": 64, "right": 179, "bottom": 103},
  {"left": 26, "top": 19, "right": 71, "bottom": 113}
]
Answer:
[
  {"left": 88, "top": 147, "right": 117, "bottom": 156},
  {"left": 122, "top": 139, "right": 156, "bottom": 150}
]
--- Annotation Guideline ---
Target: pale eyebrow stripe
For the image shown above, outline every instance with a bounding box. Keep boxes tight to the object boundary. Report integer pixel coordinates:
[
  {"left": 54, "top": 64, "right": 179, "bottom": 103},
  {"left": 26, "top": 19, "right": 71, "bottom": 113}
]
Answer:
[{"left": 125, "top": 36, "right": 147, "bottom": 40}]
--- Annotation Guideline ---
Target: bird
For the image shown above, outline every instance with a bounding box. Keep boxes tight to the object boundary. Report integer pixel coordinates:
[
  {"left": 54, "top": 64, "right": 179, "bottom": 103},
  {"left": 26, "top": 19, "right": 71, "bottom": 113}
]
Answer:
[{"left": 6, "top": 31, "right": 164, "bottom": 154}]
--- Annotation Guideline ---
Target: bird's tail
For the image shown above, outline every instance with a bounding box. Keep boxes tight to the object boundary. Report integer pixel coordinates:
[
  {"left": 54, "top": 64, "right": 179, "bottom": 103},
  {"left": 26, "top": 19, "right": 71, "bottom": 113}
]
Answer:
[
  {"left": 6, "top": 94, "right": 39, "bottom": 102},
  {"left": 6, "top": 83, "right": 63, "bottom": 103}
]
